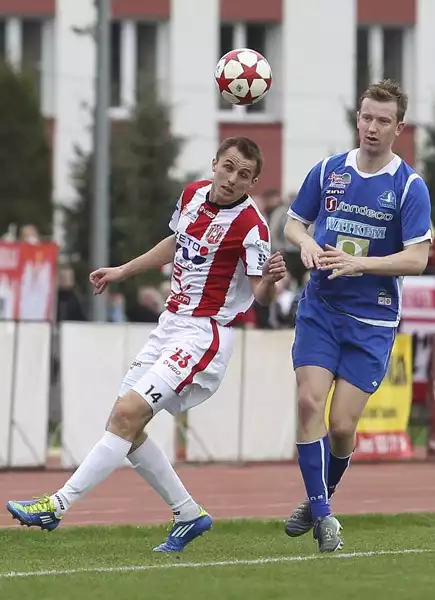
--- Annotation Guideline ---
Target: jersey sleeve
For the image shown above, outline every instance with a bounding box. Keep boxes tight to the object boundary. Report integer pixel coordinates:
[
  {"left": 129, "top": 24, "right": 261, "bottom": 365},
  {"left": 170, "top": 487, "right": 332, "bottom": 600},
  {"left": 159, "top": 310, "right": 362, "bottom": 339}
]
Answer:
[
  {"left": 287, "top": 160, "right": 323, "bottom": 224},
  {"left": 168, "top": 196, "right": 182, "bottom": 232},
  {"left": 243, "top": 222, "right": 271, "bottom": 276},
  {"left": 401, "top": 176, "right": 433, "bottom": 247}
]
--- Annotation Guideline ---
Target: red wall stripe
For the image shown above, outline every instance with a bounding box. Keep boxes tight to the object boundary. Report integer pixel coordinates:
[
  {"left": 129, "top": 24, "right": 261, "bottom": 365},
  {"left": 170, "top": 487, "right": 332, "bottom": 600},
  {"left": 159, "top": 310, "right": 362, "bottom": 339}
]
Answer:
[
  {"left": 358, "top": 0, "right": 416, "bottom": 25},
  {"left": 220, "top": 0, "right": 282, "bottom": 23},
  {"left": 112, "top": 0, "right": 170, "bottom": 20}
]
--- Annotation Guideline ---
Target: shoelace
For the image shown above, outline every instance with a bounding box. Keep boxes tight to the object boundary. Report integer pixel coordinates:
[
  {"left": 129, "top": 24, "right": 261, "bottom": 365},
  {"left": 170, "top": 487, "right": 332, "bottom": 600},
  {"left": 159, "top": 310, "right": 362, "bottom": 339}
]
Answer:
[{"left": 24, "top": 495, "right": 52, "bottom": 514}]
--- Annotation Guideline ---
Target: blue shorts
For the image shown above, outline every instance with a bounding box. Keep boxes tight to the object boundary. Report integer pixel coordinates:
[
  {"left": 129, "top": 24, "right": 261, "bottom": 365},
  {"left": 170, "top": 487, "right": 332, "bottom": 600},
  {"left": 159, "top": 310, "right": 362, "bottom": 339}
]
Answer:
[{"left": 292, "top": 287, "right": 396, "bottom": 394}]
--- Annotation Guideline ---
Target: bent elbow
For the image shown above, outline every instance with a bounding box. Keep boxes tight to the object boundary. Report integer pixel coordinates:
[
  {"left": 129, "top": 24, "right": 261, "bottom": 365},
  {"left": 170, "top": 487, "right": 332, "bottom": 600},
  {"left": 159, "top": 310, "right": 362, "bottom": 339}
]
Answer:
[
  {"left": 409, "top": 254, "right": 429, "bottom": 275},
  {"left": 415, "top": 257, "right": 428, "bottom": 275}
]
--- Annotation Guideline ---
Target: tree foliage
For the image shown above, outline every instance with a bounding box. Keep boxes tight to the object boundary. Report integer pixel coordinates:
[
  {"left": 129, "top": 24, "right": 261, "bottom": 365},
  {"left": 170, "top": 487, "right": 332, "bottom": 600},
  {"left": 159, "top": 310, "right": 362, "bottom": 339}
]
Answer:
[
  {"left": 64, "top": 77, "right": 193, "bottom": 302},
  {"left": 0, "top": 61, "right": 52, "bottom": 236}
]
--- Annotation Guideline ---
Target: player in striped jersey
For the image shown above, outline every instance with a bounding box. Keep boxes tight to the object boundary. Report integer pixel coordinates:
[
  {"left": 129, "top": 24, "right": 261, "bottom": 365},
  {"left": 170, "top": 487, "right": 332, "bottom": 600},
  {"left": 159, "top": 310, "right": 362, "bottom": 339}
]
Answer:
[{"left": 7, "top": 137, "right": 286, "bottom": 552}]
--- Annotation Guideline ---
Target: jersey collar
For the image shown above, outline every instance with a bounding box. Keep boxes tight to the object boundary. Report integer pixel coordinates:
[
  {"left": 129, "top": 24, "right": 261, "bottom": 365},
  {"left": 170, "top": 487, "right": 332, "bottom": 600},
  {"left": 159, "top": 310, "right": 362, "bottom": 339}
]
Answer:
[
  {"left": 345, "top": 148, "right": 402, "bottom": 177},
  {"left": 206, "top": 192, "right": 249, "bottom": 209}
]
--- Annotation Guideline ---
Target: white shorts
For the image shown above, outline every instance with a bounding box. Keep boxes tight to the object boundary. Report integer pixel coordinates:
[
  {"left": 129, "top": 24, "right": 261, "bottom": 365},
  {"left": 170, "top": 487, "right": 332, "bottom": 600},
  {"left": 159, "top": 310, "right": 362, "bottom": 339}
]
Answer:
[{"left": 119, "top": 310, "right": 235, "bottom": 415}]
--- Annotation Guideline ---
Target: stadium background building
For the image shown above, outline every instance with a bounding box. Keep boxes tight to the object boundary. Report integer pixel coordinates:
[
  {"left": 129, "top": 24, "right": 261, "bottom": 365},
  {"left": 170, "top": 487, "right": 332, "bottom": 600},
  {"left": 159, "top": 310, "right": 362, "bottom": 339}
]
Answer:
[{"left": 0, "top": 0, "right": 434, "bottom": 242}]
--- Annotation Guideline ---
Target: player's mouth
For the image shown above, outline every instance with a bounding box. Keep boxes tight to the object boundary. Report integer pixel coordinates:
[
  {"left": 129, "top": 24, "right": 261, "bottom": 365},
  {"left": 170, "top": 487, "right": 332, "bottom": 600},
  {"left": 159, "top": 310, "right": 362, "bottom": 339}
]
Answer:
[
  {"left": 365, "top": 135, "right": 379, "bottom": 144},
  {"left": 221, "top": 185, "right": 234, "bottom": 194}
]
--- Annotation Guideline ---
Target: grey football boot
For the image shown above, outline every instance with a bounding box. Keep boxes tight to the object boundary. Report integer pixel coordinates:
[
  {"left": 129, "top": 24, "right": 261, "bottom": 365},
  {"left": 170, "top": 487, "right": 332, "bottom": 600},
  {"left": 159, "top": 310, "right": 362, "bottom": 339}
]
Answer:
[
  {"left": 313, "top": 515, "right": 343, "bottom": 553},
  {"left": 284, "top": 500, "right": 314, "bottom": 537}
]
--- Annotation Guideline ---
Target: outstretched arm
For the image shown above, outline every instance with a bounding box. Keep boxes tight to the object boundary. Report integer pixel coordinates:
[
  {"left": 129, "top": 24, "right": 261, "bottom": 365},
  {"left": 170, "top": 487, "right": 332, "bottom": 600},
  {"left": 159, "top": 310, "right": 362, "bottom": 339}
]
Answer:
[{"left": 90, "top": 234, "right": 176, "bottom": 295}]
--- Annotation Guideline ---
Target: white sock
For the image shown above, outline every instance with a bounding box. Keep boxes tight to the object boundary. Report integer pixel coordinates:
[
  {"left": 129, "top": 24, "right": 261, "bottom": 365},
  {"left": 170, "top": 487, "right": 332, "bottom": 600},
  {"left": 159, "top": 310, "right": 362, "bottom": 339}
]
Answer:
[
  {"left": 128, "top": 437, "right": 201, "bottom": 522},
  {"left": 52, "top": 431, "right": 132, "bottom": 517}
]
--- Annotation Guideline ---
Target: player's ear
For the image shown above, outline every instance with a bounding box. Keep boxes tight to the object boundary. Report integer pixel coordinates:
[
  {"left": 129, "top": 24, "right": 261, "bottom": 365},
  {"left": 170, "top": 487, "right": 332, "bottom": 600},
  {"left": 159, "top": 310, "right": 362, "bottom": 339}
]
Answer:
[
  {"left": 212, "top": 158, "right": 217, "bottom": 173},
  {"left": 250, "top": 177, "right": 259, "bottom": 188},
  {"left": 395, "top": 121, "right": 405, "bottom": 137}
]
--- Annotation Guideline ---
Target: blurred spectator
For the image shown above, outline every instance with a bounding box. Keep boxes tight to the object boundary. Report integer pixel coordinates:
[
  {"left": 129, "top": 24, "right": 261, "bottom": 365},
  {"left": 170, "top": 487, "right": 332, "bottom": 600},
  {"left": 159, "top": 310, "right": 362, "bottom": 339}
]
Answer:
[
  {"left": 19, "top": 224, "right": 40, "bottom": 244},
  {"left": 159, "top": 280, "right": 172, "bottom": 304},
  {"left": 269, "top": 193, "right": 307, "bottom": 287},
  {"left": 56, "top": 265, "right": 87, "bottom": 321},
  {"left": 258, "top": 188, "right": 282, "bottom": 220},
  {"left": 108, "top": 291, "right": 127, "bottom": 322},
  {"left": 287, "top": 270, "right": 311, "bottom": 326},
  {"left": 269, "top": 270, "right": 299, "bottom": 329},
  {"left": 127, "top": 286, "right": 163, "bottom": 323}
]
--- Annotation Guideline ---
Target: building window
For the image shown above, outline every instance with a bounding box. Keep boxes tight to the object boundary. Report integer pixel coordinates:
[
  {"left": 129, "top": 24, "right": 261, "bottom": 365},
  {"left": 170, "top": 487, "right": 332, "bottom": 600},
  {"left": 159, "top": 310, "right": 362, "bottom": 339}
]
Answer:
[
  {"left": 21, "top": 19, "right": 42, "bottom": 97},
  {"left": 383, "top": 28, "right": 403, "bottom": 84},
  {"left": 136, "top": 22, "right": 157, "bottom": 93},
  {"left": 110, "top": 21, "right": 122, "bottom": 107},
  {"left": 356, "top": 27, "right": 369, "bottom": 105},
  {"left": 109, "top": 20, "right": 158, "bottom": 110},
  {"left": 219, "top": 23, "right": 270, "bottom": 115},
  {"left": 356, "top": 26, "right": 407, "bottom": 108},
  {"left": 0, "top": 21, "right": 5, "bottom": 59}
]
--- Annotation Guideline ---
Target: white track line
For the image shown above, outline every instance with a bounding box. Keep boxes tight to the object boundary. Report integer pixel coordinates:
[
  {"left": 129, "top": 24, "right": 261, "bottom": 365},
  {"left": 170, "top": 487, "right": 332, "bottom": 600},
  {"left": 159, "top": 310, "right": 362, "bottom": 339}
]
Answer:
[{"left": 0, "top": 549, "right": 431, "bottom": 580}]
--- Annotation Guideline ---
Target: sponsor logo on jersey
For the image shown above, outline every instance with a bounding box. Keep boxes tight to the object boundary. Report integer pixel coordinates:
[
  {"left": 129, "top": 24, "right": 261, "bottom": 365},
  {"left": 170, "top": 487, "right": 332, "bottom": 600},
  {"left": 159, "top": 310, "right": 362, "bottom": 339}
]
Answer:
[
  {"left": 169, "top": 292, "right": 191, "bottom": 306},
  {"left": 325, "top": 199, "right": 393, "bottom": 221},
  {"left": 199, "top": 204, "right": 217, "bottom": 219},
  {"left": 326, "top": 217, "right": 386, "bottom": 239},
  {"left": 378, "top": 290, "right": 392, "bottom": 306},
  {"left": 325, "top": 188, "right": 345, "bottom": 195},
  {"left": 257, "top": 253, "right": 268, "bottom": 268},
  {"left": 181, "top": 206, "right": 197, "bottom": 221},
  {"left": 325, "top": 196, "right": 338, "bottom": 212},
  {"left": 176, "top": 233, "right": 209, "bottom": 265},
  {"left": 255, "top": 239, "right": 270, "bottom": 255},
  {"left": 205, "top": 223, "right": 225, "bottom": 244},
  {"left": 328, "top": 172, "right": 351, "bottom": 189},
  {"left": 378, "top": 190, "right": 397, "bottom": 210}
]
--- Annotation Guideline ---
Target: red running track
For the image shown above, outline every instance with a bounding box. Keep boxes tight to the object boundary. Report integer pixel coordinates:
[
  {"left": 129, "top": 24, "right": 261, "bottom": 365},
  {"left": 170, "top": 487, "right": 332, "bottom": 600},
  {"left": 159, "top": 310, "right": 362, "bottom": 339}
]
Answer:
[{"left": 0, "top": 462, "right": 434, "bottom": 528}]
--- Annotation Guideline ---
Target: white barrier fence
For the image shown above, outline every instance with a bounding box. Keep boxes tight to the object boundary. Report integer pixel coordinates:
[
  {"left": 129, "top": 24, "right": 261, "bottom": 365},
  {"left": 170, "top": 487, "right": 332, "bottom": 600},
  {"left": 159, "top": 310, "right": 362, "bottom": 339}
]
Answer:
[
  {"left": 0, "top": 322, "right": 51, "bottom": 468},
  {"left": 0, "top": 322, "right": 297, "bottom": 468}
]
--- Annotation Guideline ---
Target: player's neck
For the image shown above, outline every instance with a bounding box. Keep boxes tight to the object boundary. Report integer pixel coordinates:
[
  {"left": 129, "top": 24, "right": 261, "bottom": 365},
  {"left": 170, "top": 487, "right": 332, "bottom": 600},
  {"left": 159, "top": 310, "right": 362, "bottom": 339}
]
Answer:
[
  {"left": 208, "top": 189, "right": 246, "bottom": 207},
  {"left": 356, "top": 148, "right": 395, "bottom": 174}
]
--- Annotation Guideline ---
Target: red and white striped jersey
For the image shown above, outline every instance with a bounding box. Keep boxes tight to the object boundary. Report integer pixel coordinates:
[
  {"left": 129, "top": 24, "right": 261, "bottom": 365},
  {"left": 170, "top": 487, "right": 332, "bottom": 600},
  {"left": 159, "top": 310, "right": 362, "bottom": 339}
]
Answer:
[{"left": 166, "top": 180, "right": 271, "bottom": 326}]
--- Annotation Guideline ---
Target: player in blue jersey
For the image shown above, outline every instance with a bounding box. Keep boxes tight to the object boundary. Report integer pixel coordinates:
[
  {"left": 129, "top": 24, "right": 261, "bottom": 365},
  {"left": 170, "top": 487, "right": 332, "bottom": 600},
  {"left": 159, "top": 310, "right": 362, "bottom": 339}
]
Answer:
[{"left": 283, "top": 79, "right": 432, "bottom": 552}]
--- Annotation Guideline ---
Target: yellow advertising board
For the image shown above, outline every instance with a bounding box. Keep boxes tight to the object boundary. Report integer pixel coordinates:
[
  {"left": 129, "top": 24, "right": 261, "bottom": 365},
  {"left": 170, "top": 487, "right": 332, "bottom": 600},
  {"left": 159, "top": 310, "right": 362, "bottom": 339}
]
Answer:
[{"left": 325, "top": 334, "right": 413, "bottom": 459}]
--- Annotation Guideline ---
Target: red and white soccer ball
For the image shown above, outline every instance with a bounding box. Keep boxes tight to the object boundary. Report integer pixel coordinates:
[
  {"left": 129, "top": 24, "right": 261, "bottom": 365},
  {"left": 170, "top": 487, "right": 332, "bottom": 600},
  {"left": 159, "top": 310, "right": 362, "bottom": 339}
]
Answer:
[{"left": 215, "top": 48, "right": 272, "bottom": 106}]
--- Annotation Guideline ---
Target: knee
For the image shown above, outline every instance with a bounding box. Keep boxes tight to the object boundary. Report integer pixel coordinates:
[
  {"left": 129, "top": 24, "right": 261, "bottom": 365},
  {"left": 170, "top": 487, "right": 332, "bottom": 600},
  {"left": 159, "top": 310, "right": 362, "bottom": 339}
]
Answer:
[
  {"left": 328, "top": 416, "right": 358, "bottom": 442},
  {"left": 108, "top": 393, "right": 152, "bottom": 439},
  {"left": 297, "top": 384, "right": 325, "bottom": 423},
  {"left": 130, "top": 429, "right": 148, "bottom": 454}
]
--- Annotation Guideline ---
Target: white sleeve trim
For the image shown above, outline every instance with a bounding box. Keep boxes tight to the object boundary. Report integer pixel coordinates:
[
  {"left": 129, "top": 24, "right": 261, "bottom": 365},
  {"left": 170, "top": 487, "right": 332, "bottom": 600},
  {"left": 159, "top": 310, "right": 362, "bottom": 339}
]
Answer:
[
  {"left": 403, "top": 230, "right": 433, "bottom": 247},
  {"left": 320, "top": 157, "right": 330, "bottom": 188},
  {"left": 400, "top": 173, "right": 420, "bottom": 208},
  {"left": 287, "top": 208, "right": 312, "bottom": 225}
]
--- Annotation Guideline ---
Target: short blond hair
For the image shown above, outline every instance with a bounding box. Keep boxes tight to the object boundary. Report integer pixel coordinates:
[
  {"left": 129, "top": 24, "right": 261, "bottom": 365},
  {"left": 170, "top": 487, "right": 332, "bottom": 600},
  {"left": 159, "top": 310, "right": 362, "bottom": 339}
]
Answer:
[{"left": 359, "top": 79, "right": 408, "bottom": 122}]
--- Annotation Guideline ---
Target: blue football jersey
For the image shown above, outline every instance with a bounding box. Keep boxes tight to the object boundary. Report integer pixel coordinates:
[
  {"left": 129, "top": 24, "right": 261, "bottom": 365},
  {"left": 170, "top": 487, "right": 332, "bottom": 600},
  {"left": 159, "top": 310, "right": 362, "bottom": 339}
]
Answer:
[{"left": 288, "top": 149, "right": 432, "bottom": 327}]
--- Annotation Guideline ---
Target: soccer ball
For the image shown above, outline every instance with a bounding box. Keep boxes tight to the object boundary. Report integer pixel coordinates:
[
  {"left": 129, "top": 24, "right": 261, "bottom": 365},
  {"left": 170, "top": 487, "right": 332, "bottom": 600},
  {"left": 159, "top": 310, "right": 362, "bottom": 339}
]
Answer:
[{"left": 215, "top": 48, "right": 272, "bottom": 106}]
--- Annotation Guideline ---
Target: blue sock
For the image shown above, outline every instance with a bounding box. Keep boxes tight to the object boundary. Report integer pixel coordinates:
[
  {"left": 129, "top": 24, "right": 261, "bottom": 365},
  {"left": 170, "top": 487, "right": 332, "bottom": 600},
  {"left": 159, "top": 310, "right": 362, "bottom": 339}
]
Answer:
[
  {"left": 297, "top": 435, "right": 331, "bottom": 520},
  {"left": 327, "top": 451, "right": 352, "bottom": 499}
]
